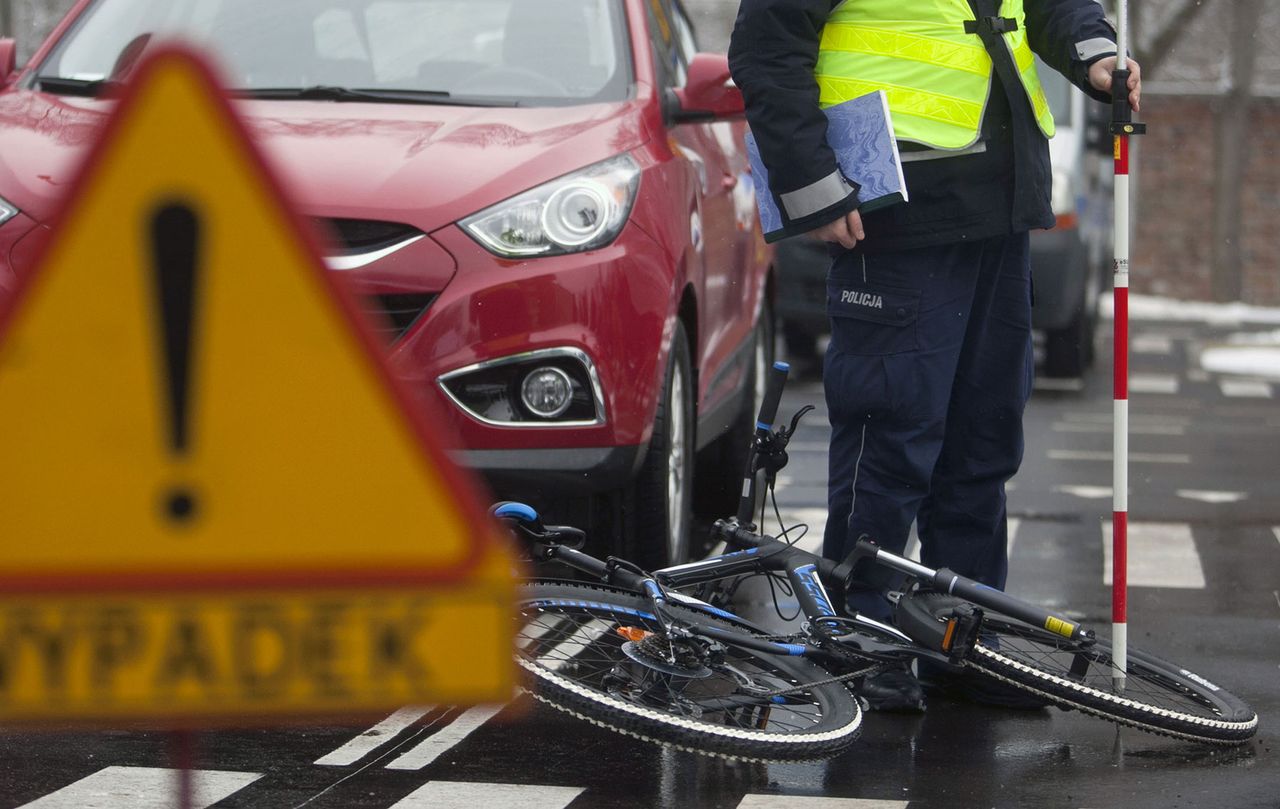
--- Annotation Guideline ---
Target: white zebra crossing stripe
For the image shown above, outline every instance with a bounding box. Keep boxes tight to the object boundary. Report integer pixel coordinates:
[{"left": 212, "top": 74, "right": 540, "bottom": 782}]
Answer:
[
  {"left": 1220, "top": 379, "right": 1273, "bottom": 398},
  {"left": 737, "top": 796, "right": 908, "bottom": 808},
  {"left": 1054, "top": 484, "right": 1113, "bottom": 499},
  {"left": 315, "top": 706, "right": 434, "bottom": 766},
  {"left": 1051, "top": 421, "right": 1185, "bottom": 436},
  {"left": 1048, "top": 449, "right": 1191, "bottom": 464},
  {"left": 386, "top": 704, "right": 506, "bottom": 770},
  {"left": 16, "top": 767, "right": 261, "bottom": 809},
  {"left": 389, "top": 782, "right": 583, "bottom": 809},
  {"left": 1176, "top": 489, "right": 1248, "bottom": 504},
  {"left": 1103, "top": 522, "right": 1206, "bottom": 589},
  {"left": 1129, "top": 374, "right": 1180, "bottom": 394}
]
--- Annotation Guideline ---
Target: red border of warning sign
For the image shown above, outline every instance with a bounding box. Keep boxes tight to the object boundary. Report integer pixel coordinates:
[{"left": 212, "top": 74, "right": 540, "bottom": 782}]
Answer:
[{"left": 0, "top": 46, "right": 508, "bottom": 594}]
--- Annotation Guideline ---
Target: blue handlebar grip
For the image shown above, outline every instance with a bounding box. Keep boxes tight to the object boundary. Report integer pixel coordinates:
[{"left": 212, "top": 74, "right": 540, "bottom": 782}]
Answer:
[
  {"left": 492, "top": 502, "right": 539, "bottom": 522},
  {"left": 755, "top": 362, "right": 790, "bottom": 434}
]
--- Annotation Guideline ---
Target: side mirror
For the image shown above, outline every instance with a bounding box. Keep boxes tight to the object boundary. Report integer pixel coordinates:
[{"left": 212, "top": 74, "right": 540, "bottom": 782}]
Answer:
[
  {"left": 0, "top": 39, "right": 16, "bottom": 87},
  {"left": 672, "top": 53, "right": 744, "bottom": 124}
]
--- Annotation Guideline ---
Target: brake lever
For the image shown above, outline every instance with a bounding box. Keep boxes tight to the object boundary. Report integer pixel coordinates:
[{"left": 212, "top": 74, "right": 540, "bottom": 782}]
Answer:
[{"left": 783, "top": 405, "right": 815, "bottom": 440}]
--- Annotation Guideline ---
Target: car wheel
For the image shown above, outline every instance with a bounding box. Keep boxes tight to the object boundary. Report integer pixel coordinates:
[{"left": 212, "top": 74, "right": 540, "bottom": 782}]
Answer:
[
  {"left": 628, "top": 321, "right": 694, "bottom": 569},
  {"left": 694, "top": 299, "right": 774, "bottom": 525}
]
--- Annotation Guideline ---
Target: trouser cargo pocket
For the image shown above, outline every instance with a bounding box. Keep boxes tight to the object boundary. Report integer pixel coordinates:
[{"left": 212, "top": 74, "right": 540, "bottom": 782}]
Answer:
[{"left": 826, "top": 280, "right": 921, "bottom": 355}]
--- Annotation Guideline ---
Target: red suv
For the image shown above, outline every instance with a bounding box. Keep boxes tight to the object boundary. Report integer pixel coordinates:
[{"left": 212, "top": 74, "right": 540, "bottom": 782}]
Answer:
[{"left": 0, "top": 0, "right": 773, "bottom": 567}]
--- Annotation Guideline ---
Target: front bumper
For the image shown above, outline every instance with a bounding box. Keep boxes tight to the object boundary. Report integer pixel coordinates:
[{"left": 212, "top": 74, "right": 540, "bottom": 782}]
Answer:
[{"left": 383, "top": 222, "right": 676, "bottom": 500}]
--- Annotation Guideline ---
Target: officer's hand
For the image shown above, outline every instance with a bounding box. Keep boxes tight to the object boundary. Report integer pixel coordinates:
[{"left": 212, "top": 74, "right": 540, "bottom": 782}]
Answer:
[
  {"left": 810, "top": 209, "right": 864, "bottom": 249},
  {"left": 1088, "top": 56, "right": 1142, "bottom": 113}
]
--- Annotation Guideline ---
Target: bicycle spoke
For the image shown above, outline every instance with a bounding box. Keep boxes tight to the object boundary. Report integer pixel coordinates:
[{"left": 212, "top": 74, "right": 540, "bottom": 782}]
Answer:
[{"left": 517, "top": 604, "right": 834, "bottom": 735}]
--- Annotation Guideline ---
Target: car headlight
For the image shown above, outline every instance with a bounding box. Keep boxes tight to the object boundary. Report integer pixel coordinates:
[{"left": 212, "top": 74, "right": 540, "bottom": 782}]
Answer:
[
  {"left": 461, "top": 154, "right": 640, "bottom": 258},
  {"left": 0, "top": 195, "right": 18, "bottom": 227}
]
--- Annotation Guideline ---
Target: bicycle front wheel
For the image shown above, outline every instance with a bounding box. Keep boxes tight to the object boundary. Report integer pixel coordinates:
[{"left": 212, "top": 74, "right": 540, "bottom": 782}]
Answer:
[
  {"left": 516, "top": 582, "right": 862, "bottom": 761},
  {"left": 901, "top": 593, "right": 1258, "bottom": 744}
]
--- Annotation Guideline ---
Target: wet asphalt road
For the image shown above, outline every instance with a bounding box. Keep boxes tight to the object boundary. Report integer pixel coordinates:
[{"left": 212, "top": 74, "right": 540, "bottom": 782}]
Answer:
[{"left": 2, "top": 317, "right": 1278, "bottom": 808}]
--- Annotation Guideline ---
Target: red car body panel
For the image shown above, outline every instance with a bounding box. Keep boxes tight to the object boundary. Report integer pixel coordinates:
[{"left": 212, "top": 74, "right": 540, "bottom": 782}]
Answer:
[{"left": 0, "top": 0, "right": 771, "bottom": 500}]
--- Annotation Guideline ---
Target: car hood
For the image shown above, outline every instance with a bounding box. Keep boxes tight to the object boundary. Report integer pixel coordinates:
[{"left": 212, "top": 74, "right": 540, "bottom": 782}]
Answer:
[{"left": 0, "top": 90, "right": 649, "bottom": 230}]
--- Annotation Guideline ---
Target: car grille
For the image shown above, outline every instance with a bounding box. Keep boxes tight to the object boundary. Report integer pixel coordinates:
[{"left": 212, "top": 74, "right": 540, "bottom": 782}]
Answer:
[
  {"left": 312, "top": 218, "right": 436, "bottom": 342},
  {"left": 361, "top": 293, "right": 437, "bottom": 342},
  {"left": 319, "top": 218, "right": 423, "bottom": 252}
]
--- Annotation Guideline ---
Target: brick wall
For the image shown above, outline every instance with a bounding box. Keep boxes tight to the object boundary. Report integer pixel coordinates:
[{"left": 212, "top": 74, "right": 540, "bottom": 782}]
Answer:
[
  {"left": 1240, "top": 100, "right": 1280, "bottom": 305},
  {"left": 1135, "top": 96, "right": 1280, "bottom": 305}
]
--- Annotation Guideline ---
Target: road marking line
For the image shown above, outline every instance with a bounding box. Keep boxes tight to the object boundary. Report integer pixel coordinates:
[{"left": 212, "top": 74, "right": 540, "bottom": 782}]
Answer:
[
  {"left": 1176, "top": 489, "right": 1248, "bottom": 504},
  {"left": 540, "top": 620, "right": 611, "bottom": 673},
  {"left": 1054, "top": 484, "right": 1113, "bottom": 499},
  {"left": 1063, "top": 411, "right": 1190, "bottom": 426},
  {"left": 1273, "top": 527, "right": 1280, "bottom": 546},
  {"left": 1008, "top": 517, "right": 1022, "bottom": 555},
  {"left": 315, "top": 706, "right": 434, "bottom": 766},
  {"left": 1051, "top": 421, "right": 1185, "bottom": 435},
  {"left": 389, "top": 782, "right": 583, "bottom": 809},
  {"left": 1049, "top": 450, "right": 1190, "bottom": 464},
  {"left": 1034, "top": 377, "right": 1085, "bottom": 392},
  {"left": 1103, "top": 521, "right": 1206, "bottom": 589},
  {"left": 1130, "top": 374, "right": 1180, "bottom": 394},
  {"left": 16, "top": 767, "right": 261, "bottom": 809},
  {"left": 738, "top": 797, "right": 908, "bottom": 808},
  {"left": 788, "top": 442, "right": 831, "bottom": 452},
  {"left": 1220, "top": 379, "right": 1273, "bottom": 398},
  {"left": 386, "top": 704, "right": 506, "bottom": 771}
]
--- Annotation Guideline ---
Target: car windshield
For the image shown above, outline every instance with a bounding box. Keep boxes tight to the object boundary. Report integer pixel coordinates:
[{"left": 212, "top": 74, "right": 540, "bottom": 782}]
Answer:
[{"left": 34, "top": 0, "right": 631, "bottom": 106}]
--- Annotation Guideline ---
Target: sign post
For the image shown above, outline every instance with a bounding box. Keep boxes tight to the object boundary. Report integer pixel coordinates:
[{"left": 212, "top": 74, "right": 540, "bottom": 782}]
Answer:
[{"left": 0, "top": 48, "right": 516, "bottom": 729}]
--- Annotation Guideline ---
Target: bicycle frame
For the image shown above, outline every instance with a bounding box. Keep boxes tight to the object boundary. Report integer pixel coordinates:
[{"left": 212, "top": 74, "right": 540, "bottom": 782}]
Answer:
[{"left": 526, "top": 514, "right": 1093, "bottom": 670}]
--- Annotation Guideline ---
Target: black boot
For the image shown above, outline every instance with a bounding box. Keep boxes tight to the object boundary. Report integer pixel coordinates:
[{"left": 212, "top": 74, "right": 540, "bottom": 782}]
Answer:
[
  {"left": 918, "top": 660, "right": 1051, "bottom": 710},
  {"left": 856, "top": 664, "right": 926, "bottom": 713}
]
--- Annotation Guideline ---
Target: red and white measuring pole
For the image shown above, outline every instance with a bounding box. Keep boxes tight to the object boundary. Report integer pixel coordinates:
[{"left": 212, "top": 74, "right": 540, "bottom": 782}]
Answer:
[{"left": 1110, "top": 0, "right": 1145, "bottom": 695}]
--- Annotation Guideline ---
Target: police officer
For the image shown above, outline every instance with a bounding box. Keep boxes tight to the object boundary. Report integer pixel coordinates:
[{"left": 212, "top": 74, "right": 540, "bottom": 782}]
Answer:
[{"left": 729, "top": 0, "right": 1140, "bottom": 710}]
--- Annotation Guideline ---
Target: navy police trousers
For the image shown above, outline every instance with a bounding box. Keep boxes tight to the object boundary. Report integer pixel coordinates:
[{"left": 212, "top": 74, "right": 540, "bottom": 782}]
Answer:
[{"left": 821, "top": 233, "right": 1035, "bottom": 621}]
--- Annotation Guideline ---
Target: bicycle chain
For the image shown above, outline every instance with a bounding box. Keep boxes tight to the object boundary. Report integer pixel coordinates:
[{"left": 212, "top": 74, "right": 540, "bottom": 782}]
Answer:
[{"left": 753, "top": 662, "right": 886, "bottom": 698}]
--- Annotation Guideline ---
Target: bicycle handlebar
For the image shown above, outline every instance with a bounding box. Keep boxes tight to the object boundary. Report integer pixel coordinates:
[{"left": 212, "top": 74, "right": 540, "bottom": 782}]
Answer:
[
  {"left": 737, "top": 361, "right": 791, "bottom": 523},
  {"left": 712, "top": 519, "right": 854, "bottom": 594}
]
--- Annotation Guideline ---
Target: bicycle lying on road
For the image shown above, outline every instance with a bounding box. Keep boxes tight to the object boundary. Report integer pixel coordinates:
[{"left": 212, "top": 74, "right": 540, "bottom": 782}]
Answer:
[{"left": 497, "top": 363, "right": 1259, "bottom": 761}]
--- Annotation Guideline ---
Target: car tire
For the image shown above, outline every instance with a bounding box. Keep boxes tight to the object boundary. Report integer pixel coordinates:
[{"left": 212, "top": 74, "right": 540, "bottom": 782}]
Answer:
[
  {"left": 627, "top": 321, "right": 695, "bottom": 569},
  {"left": 694, "top": 300, "right": 774, "bottom": 525}
]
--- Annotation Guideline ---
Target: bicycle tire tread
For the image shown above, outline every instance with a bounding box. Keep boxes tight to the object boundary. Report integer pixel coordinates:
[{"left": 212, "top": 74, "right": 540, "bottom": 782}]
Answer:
[{"left": 516, "top": 582, "right": 862, "bottom": 761}]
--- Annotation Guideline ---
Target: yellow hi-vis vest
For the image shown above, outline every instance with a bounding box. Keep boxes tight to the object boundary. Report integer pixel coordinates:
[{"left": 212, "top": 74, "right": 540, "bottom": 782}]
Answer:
[{"left": 816, "top": 0, "right": 1055, "bottom": 149}]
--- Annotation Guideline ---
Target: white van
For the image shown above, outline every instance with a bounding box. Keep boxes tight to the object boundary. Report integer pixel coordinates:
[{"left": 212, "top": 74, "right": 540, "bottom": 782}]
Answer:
[{"left": 1032, "top": 60, "right": 1113, "bottom": 378}]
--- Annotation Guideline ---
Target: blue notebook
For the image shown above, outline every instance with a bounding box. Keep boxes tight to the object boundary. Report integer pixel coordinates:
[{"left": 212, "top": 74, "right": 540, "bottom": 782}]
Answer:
[{"left": 746, "top": 90, "right": 908, "bottom": 243}]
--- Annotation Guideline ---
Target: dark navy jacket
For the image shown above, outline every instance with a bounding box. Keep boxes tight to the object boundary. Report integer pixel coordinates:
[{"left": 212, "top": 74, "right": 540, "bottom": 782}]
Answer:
[{"left": 728, "top": 0, "right": 1118, "bottom": 252}]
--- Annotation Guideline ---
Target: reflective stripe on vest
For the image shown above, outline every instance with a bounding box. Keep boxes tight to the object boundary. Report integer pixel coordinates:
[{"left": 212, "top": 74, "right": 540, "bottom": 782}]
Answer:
[{"left": 816, "top": 0, "right": 1054, "bottom": 149}]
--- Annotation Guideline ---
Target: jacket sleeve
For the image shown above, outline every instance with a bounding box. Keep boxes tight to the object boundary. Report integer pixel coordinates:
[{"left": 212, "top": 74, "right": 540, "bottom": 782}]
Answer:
[
  {"left": 728, "top": 0, "right": 859, "bottom": 238},
  {"left": 1024, "top": 0, "right": 1119, "bottom": 104}
]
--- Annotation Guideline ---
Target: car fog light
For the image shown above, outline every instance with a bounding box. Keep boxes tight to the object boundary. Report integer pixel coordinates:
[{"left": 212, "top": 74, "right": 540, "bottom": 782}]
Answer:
[{"left": 521, "top": 366, "right": 574, "bottom": 418}]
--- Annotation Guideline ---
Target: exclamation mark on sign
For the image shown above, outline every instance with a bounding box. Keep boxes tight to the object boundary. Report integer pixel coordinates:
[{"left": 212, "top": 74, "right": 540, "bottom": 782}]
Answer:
[{"left": 151, "top": 201, "right": 201, "bottom": 524}]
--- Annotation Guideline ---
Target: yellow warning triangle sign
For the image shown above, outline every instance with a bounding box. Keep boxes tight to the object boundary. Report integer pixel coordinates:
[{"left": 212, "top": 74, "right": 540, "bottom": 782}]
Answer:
[{"left": 0, "top": 49, "right": 504, "bottom": 591}]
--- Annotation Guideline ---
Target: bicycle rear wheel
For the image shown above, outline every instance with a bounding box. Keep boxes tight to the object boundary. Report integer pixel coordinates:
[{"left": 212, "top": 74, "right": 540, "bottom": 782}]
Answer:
[
  {"left": 899, "top": 593, "right": 1258, "bottom": 745},
  {"left": 516, "top": 582, "right": 862, "bottom": 761}
]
